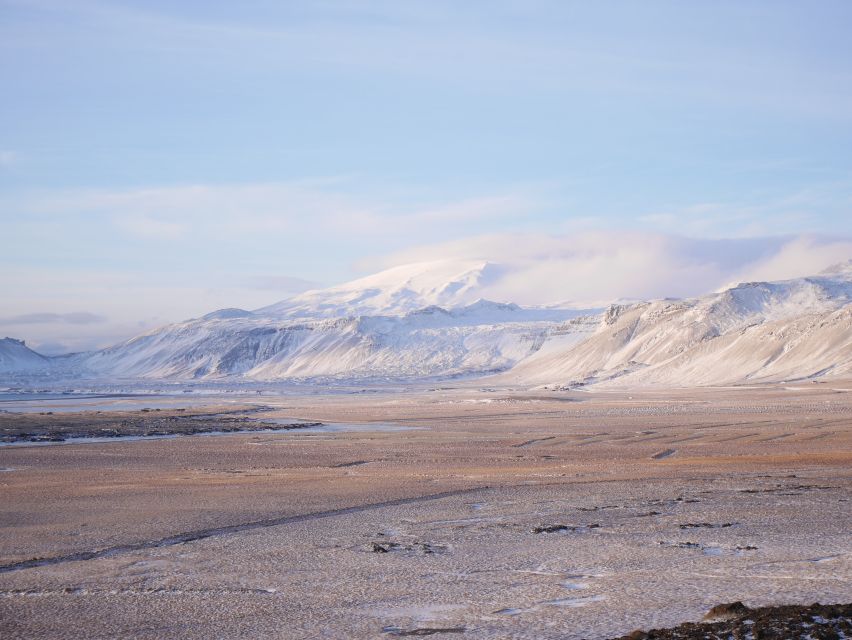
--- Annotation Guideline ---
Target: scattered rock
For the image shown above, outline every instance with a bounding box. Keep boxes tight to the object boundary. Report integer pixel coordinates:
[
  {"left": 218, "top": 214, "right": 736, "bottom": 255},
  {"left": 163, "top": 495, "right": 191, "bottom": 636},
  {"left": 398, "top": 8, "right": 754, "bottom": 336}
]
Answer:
[
  {"left": 659, "top": 541, "right": 701, "bottom": 549},
  {"left": 610, "top": 602, "right": 852, "bottom": 639},
  {"left": 28, "top": 434, "right": 65, "bottom": 442},
  {"left": 369, "top": 541, "right": 445, "bottom": 555},
  {"left": 531, "top": 523, "right": 600, "bottom": 534},
  {"left": 383, "top": 626, "right": 465, "bottom": 636},
  {"left": 331, "top": 460, "right": 370, "bottom": 468},
  {"left": 533, "top": 524, "right": 571, "bottom": 533},
  {"left": 703, "top": 601, "right": 750, "bottom": 621},
  {"left": 652, "top": 449, "right": 676, "bottom": 460}
]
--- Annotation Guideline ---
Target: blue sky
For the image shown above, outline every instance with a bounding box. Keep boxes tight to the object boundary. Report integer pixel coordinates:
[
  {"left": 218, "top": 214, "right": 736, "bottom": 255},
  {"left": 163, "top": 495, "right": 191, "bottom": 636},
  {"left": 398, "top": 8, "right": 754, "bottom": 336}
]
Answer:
[{"left": 2, "top": 0, "right": 852, "bottom": 352}]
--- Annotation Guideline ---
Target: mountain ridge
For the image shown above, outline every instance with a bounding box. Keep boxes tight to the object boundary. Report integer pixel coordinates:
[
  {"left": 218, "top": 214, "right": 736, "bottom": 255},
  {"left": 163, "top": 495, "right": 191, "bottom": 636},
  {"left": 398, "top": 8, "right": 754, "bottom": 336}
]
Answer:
[
  {"left": 0, "top": 337, "right": 51, "bottom": 373},
  {"left": 2, "top": 259, "right": 851, "bottom": 387}
]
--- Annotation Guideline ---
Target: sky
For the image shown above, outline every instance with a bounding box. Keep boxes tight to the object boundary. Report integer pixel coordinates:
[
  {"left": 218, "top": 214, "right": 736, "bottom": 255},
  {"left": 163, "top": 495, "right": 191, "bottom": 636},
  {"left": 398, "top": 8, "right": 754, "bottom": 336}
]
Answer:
[{"left": 2, "top": 0, "right": 852, "bottom": 353}]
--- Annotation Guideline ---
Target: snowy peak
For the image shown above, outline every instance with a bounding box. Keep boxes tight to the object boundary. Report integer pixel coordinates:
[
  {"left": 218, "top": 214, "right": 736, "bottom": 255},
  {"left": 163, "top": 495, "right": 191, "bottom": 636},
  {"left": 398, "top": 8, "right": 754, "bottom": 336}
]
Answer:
[
  {"left": 257, "top": 259, "right": 507, "bottom": 318},
  {"left": 201, "top": 308, "right": 255, "bottom": 321},
  {"left": 0, "top": 337, "right": 50, "bottom": 372}
]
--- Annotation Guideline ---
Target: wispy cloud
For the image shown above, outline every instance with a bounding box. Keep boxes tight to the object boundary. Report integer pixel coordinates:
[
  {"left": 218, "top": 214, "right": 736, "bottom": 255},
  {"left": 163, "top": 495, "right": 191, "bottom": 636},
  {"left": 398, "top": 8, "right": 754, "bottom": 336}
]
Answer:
[
  {"left": 0, "top": 311, "right": 106, "bottom": 325},
  {"left": 732, "top": 236, "right": 852, "bottom": 284},
  {"left": 112, "top": 215, "right": 187, "bottom": 239},
  {"left": 8, "top": 1, "right": 852, "bottom": 120},
  {"left": 637, "top": 182, "right": 852, "bottom": 238},
  {"left": 5, "top": 180, "right": 539, "bottom": 244},
  {"left": 12, "top": 178, "right": 847, "bottom": 249}
]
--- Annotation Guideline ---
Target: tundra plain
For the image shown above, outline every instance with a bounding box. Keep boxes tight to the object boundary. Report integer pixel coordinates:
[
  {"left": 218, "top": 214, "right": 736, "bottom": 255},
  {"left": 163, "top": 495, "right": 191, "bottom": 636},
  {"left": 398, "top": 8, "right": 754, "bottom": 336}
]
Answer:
[{"left": 0, "top": 381, "right": 850, "bottom": 639}]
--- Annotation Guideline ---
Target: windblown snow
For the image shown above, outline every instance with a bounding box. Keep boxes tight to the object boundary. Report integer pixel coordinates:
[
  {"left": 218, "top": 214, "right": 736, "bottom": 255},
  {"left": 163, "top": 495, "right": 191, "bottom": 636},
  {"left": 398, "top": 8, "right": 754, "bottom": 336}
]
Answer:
[{"left": 4, "top": 259, "right": 852, "bottom": 387}]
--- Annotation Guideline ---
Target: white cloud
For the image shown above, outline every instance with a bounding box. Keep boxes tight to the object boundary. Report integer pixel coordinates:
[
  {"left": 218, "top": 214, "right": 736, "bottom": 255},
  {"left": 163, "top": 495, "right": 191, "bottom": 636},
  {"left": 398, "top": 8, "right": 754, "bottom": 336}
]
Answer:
[
  {"left": 640, "top": 201, "right": 809, "bottom": 239},
  {"left": 360, "top": 232, "right": 852, "bottom": 306},
  {"left": 6, "top": 180, "right": 537, "bottom": 244},
  {"left": 0, "top": 311, "right": 106, "bottom": 325},
  {"left": 730, "top": 236, "right": 852, "bottom": 284}
]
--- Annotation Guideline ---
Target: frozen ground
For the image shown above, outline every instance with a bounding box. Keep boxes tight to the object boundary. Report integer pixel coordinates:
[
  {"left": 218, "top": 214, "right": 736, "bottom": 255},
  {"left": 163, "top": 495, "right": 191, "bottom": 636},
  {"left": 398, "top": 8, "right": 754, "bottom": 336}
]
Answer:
[{"left": 0, "top": 382, "right": 850, "bottom": 638}]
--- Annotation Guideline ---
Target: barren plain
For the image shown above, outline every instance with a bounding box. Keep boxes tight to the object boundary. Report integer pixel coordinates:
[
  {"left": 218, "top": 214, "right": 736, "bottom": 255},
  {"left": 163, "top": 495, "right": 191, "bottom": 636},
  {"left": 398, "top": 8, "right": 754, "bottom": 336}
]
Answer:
[{"left": 0, "top": 381, "right": 850, "bottom": 638}]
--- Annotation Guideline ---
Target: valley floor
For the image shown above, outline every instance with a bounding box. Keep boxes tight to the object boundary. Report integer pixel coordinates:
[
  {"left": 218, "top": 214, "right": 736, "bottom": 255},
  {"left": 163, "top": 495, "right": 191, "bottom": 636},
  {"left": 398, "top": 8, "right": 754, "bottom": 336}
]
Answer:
[{"left": 0, "top": 382, "right": 850, "bottom": 638}]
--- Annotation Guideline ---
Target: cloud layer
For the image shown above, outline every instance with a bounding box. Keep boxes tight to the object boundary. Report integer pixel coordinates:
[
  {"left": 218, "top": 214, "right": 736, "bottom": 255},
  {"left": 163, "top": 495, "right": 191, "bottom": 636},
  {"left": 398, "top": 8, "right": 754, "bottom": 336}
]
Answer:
[
  {"left": 0, "top": 312, "right": 106, "bottom": 325},
  {"left": 364, "top": 233, "right": 852, "bottom": 307}
]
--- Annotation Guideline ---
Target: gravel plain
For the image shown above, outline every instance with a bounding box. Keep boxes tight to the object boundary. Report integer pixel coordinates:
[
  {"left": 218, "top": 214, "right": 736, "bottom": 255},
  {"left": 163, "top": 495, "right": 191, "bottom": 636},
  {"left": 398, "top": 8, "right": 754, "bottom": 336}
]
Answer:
[{"left": 0, "top": 381, "right": 850, "bottom": 639}]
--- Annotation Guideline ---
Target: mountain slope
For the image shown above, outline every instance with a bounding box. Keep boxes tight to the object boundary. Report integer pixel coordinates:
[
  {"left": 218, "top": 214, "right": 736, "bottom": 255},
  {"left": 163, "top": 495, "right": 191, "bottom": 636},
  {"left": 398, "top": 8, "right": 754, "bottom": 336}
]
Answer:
[
  {"left": 80, "top": 302, "right": 593, "bottom": 380},
  {"left": 500, "top": 264, "right": 852, "bottom": 387},
  {"left": 0, "top": 338, "right": 51, "bottom": 373}
]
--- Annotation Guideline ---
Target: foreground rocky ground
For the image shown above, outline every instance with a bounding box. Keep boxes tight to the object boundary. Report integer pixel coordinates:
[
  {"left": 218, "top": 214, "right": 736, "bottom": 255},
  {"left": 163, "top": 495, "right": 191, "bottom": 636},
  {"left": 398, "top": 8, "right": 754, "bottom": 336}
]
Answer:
[
  {"left": 0, "top": 381, "right": 850, "bottom": 638},
  {"left": 616, "top": 602, "right": 852, "bottom": 639}
]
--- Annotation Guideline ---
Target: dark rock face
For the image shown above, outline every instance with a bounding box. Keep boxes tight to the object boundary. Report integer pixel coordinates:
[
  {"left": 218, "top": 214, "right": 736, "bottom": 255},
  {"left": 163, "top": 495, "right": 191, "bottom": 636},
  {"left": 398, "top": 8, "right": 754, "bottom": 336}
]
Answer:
[{"left": 612, "top": 602, "right": 852, "bottom": 639}]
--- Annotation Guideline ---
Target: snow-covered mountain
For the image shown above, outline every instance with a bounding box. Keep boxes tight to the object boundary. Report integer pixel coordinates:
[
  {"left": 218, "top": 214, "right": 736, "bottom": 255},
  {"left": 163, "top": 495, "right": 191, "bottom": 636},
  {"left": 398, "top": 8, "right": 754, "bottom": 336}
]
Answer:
[
  {"left": 0, "top": 338, "right": 51, "bottom": 373},
  {"left": 79, "top": 300, "right": 593, "bottom": 380},
  {"left": 3, "top": 260, "right": 851, "bottom": 387},
  {"left": 257, "top": 259, "right": 507, "bottom": 318},
  {"left": 500, "top": 262, "right": 852, "bottom": 387}
]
